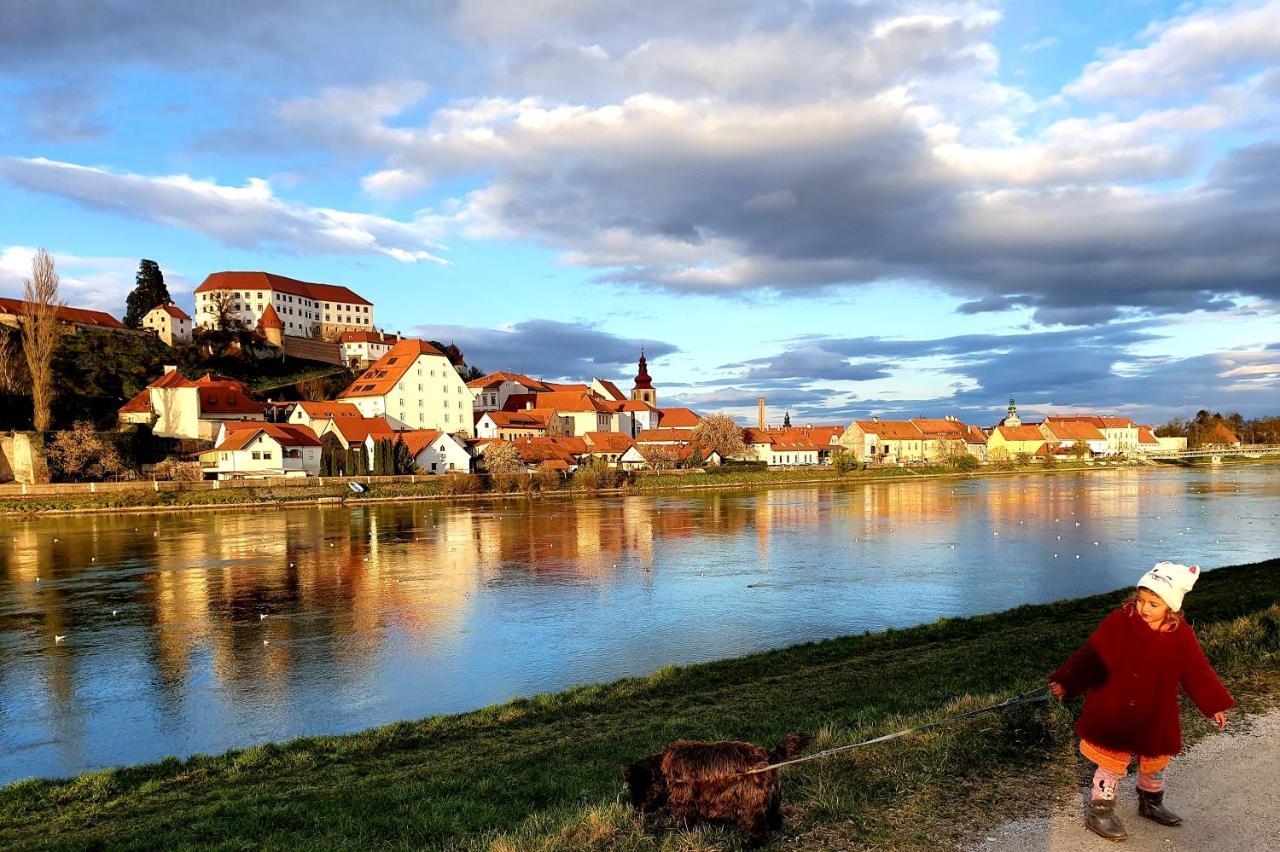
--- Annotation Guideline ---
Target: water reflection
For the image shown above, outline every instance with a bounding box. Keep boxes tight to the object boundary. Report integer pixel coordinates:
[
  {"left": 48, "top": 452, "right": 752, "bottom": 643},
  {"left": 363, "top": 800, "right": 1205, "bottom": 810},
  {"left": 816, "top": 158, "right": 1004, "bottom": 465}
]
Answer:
[{"left": 1, "top": 467, "right": 1277, "bottom": 783}]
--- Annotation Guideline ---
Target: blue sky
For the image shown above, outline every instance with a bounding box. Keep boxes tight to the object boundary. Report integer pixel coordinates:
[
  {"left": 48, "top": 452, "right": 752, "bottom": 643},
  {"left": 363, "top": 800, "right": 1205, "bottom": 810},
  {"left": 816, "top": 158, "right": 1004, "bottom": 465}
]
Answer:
[{"left": 1, "top": 0, "right": 1277, "bottom": 425}]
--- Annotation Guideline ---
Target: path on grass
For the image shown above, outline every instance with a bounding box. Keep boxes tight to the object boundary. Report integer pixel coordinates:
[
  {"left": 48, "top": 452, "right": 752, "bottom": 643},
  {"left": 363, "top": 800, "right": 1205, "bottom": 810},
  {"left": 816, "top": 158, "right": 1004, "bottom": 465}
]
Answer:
[{"left": 971, "top": 706, "right": 1280, "bottom": 851}]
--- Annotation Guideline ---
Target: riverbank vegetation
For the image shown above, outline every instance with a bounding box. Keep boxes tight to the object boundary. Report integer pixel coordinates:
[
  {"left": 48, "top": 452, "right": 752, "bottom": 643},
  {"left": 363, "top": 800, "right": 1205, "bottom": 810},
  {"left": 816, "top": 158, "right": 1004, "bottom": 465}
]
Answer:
[
  {"left": 2, "top": 558, "right": 1277, "bottom": 851},
  {"left": 0, "top": 457, "right": 1143, "bottom": 515}
]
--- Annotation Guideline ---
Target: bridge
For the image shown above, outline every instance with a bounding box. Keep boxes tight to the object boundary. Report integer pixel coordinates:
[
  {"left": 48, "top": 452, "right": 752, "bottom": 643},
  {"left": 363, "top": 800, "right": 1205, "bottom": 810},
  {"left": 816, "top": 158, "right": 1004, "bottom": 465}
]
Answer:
[{"left": 1143, "top": 444, "right": 1280, "bottom": 461}]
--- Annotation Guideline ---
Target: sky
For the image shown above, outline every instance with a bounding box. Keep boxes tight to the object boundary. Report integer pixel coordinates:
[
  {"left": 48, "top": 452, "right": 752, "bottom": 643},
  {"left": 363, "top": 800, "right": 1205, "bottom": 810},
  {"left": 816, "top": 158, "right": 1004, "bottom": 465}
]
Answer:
[{"left": 0, "top": 0, "right": 1277, "bottom": 426}]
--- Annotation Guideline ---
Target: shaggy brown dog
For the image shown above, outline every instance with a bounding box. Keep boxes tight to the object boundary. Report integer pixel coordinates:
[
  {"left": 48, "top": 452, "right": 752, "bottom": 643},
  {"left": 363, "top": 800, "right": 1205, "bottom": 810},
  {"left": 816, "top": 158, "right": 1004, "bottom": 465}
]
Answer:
[{"left": 624, "top": 732, "right": 810, "bottom": 847}]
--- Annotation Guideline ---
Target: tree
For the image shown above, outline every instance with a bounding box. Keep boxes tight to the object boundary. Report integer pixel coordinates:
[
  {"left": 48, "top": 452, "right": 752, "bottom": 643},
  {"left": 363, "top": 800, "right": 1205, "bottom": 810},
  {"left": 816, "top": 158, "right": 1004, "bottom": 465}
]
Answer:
[
  {"left": 1069, "top": 440, "right": 1090, "bottom": 460},
  {"left": 831, "top": 447, "right": 856, "bottom": 475},
  {"left": 462, "top": 364, "right": 485, "bottom": 381},
  {"left": 1154, "top": 417, "right": 1188, "bottom": 438},
  {"left": 1204, "top": 422, "right": 1238, "bottom": 447},
  {"left": 46, "top": 421, "right": 127, "bottom": 481},
  {"left": 22, "top": 248, "right": 63, "bottom": 432},
  {"left": 783, "top": 411, "right": 791, "bottom": 428},
  {"left": 640, "top": 444, "right": 680, "bottom": 471},
  {"left": 207, "top": 289, "right": 243, "bottom": 332},
  {"left": 691, "top": 412, "right": 747, "bottom": 459},
  {"left": 123, "top": 259, "right": 172, "bottom": 328},
  {"left": 0, "top": 327, "right": 24, "bottom": 394},
  {"left": 483, "top": 441, "right": 522, "bottom": 475}
]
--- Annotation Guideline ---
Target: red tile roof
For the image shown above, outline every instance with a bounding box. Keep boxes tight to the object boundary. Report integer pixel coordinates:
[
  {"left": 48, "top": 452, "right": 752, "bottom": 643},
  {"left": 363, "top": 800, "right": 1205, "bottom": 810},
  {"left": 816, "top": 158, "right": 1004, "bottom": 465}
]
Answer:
[
  {"left": 995, "top": 425, "right": 1046, "bottom": 442},
  {"left": 854, "top": 420, "right": 922, "bottom": 440},
  {"left": 657, "top": 407, "right": 702, "bottom": 428},
  {"left": 258, "top": 302, "right": 284, "bottom": 330},
  {"left": 216, "top": 422, "right": 320, "bottom": 450},
  {"left": 1046, "top": 415, "right": 1135, "bottom": 429},
  {"left": 337, "top": 338, "right": 449, "bottom": 399},
  {"left": 528, "top": 391, "right": 612, "bottom": 413},
  {"left": 194, "top": 271, "right": 371, "bottom": 306},
  {"left": 151, "top": 303, "right": 190, "bottom": 320},
  {"left": 324, "top": 416, "right": 397, "bottom": 444},
  {"left": 607, "top": 399, "right": 657, "bottom": 412},
  {"left": 582, "top": 432, "right": 637, "bottom": 453},
  {"left": 466, "top": 372, "right": 551, "bottom": 391},
  {"left": 482, "top": 409, "right": 555, "bottom": 429},
  {"left": 594, "top": 378, "right": 626, "bottom": 401},
  {"left": 1042, "top": 420, "right": 1106, "bottom": 441},
  {"left": 500, "top": 393, "right": 539, "bottom": 411},
  {"left": 1138, "top": 425, "right": 1161, "bottom": 444},
  {"left": 118, "top": 388, "right": 152, "bottom": 414},
  {"left": 542, "top": 382, "right": 591, "bottom": 393},
  {"left": 0, "top": 297, "right": 125, "bottom": 329},
  {"left": 400, "top": 429, "right": 445, "bottom": 457},
  {"left": 910, "top": 418, "right": 969, "bottom": 437},
  {"left": 294, "top": 401, "right": 362, "bottom": 420}
]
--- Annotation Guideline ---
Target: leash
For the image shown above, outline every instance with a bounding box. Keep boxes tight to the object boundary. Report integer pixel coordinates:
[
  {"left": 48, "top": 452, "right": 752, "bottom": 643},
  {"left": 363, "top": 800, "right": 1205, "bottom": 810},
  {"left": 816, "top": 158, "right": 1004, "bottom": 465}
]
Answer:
[{"left": 741, "top": 685, "right": 1053, "bottom": 776}]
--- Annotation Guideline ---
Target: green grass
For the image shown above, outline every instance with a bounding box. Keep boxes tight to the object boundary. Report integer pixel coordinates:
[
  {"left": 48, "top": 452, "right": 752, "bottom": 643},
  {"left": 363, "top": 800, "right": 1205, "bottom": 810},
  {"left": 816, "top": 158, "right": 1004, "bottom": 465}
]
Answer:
[{"left": 3, "top": 558, "right": 1277, "bottom": 851}]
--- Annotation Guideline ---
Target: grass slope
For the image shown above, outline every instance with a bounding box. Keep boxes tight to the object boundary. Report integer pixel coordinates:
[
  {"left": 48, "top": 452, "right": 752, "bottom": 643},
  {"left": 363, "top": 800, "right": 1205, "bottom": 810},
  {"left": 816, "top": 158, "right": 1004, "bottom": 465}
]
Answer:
[{"left": 2, "top": 559, "right": 1277, "bottom": 851}]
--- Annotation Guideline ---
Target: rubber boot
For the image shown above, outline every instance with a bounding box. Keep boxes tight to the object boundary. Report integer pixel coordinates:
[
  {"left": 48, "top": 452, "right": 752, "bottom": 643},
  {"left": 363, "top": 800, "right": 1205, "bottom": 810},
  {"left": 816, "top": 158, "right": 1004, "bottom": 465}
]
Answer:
[
  {"left": 1137, "top": 789, "right": 1183, "bottom": 826},
  {"left": 1086, "top": 799, "right": 1128, "bottom": 841}
]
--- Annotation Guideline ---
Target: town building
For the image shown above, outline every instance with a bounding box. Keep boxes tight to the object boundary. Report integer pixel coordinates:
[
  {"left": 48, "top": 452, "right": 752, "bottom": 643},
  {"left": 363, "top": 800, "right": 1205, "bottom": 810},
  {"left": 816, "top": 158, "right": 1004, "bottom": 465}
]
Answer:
[
  {"left": 909, "top": 417, "right": 971, "bottom": 462},
  {"left": 200, "top": 422, "right": 321, "bottom": 479},
  {"left": 400, "top": 430, "right": 472, "bottom": 474},
  {"left": 467, "top": 372, "right": 552, "bottom": 412},
  {"left": 579, "top": 432, "right": 639, "bottom": 468},
  {"left": 1039, "top": 420, "right": 1109, "bottom": 456},
  {"left": 743, "top": 428, "right": 821, "bottom": 466},
  {"left": 986, "top": 424, "right": 1047, "bottom": 460},
  {"left": 605, "top": 399, "right": 660, "bottom": 437},
  {"left": 337, "top": 338, "right": 474, "bottom": 433},
  {"left": 141, "top": 303, "right": 191, "bottom": 345},
  {"left": 475, "top": 409, "right": 557, "bottom": 440},
  {"left": 591, "top": 377, "right": 628, "bottom": 402},
  {"left": 286, "top": 401, "right": 365, "bottom": 435},
  {"left": 0, "top": 297, "right": 127, "bottom": 333},
  {"left": 525, "top": 391, "right": 613, "bottom": 435},
  {"left": 839, "top": 419, "right": 925, "bottom": 463},
  {"left": 118, "top": 368, "right": 265, "bottom": 440},
  {"left": 1044, "top": 416, "right": 1140, "bottom": 455},
  {"left": 339, "top": 330, "right": 399, "bottom": 369},
  {"left": 192, "top": 271, "right": 374, "bottom": 339},
  {"left": 653, "top": 407, "right": 702, "bottom": 430}
]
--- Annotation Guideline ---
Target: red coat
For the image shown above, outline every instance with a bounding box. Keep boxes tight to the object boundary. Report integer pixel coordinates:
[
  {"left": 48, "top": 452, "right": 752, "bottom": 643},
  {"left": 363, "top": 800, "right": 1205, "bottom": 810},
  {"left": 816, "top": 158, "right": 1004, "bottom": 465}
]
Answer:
[{"left": 1049, "top": 605, "right": 1234, "bottom": 757}]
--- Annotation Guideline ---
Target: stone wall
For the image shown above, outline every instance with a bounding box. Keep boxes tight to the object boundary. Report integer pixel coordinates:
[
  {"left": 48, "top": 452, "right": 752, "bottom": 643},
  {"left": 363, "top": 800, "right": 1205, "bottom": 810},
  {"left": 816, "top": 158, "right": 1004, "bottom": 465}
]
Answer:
[{"left": 0, "top": 433, "right": 50, "bottom": 484}]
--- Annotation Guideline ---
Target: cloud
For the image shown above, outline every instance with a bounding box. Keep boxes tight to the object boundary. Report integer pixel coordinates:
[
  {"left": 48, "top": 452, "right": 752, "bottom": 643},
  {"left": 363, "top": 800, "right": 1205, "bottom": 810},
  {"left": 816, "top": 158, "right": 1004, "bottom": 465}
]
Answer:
[
  {"left": 0, "top": 246, "right": 190, "bottom": 314},
  {"left": 407, "top": 318, "right": 677, "bottom": 381},
  {"left": 1066, "top": 0, "right": 1280, "bottom": 101},
  {"left": 0, "top": 157, "right": 450, "bottom": 264}
]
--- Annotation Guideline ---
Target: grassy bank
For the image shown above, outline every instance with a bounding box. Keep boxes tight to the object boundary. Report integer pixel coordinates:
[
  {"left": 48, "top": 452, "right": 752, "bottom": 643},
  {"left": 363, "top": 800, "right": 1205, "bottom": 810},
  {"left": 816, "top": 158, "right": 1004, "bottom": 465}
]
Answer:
[
  {"left": 3, "top": 558, "right": 1277, "bottom": 851},
  {"left": 0, "top": 458, "right": 1137, "bottom": 515}
]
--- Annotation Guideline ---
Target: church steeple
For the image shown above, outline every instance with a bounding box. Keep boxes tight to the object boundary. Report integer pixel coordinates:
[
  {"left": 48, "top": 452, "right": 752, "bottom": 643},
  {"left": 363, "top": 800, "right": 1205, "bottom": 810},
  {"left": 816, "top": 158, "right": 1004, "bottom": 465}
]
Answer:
[
  {"left": 631, "top": 348, "right": 657, "bottom": 406},
  {"left": 1004, "top": 396, "right": 1021, "bottom": 427}
]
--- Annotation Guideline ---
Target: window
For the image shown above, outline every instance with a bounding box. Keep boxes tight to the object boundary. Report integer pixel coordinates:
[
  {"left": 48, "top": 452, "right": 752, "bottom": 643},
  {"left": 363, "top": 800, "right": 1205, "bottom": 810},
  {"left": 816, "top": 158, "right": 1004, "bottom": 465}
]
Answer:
[
  {"left": 252, "top": 451, "right": 262, "bottom": 460},
  {"left": 445, "top": 413, "right": 450, "bottom": 422}
]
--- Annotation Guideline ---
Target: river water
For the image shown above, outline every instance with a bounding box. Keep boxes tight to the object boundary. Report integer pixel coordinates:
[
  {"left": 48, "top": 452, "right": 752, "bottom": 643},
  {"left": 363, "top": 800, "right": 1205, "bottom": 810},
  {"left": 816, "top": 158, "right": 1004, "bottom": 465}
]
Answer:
[{"left": 1, "top": 467, "right": 1277, "bottom": 785}]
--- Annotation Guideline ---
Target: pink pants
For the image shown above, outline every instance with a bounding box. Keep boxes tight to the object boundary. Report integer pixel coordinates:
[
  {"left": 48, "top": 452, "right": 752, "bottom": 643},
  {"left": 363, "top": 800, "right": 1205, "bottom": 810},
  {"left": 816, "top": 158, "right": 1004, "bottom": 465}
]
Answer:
[{"left": 1080, "top": 739, "right": 1171, "bottom": 801}]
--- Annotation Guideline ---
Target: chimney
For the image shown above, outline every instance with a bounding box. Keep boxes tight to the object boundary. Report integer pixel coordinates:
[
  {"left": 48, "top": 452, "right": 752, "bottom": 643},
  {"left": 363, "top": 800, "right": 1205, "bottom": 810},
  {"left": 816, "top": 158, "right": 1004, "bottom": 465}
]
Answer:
[
  {"left": 163, "top": 365, "right": 177, "bottom": 375},
  {"left": 872, "top": 415, "right": 879, "bottom": 423},
  {"left": 526, "top": 401, "right": 533, "bottom": 410},
  {"left": 757, "top": 396, "right": 766, "bottom": 430}
]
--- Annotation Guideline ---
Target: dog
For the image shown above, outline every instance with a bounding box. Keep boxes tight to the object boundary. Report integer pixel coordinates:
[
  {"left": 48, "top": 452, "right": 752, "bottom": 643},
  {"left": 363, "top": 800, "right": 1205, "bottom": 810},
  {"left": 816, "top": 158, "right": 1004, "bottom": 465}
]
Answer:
[{"left": 624, "top": 731, "right": 810, "bottom": 847}]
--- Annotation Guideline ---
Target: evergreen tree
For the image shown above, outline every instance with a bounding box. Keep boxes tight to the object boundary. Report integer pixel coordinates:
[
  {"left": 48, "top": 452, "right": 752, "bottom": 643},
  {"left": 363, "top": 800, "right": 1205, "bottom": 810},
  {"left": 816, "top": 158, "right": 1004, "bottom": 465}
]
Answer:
[
  {"left": 124, "top": 260, "right": 172, "bottom": 328},
  {"left": 783, "top": 411, "right": 791, "bottom": 428},
  {"left": 393, "top": 437, "right": 413, "bottom": 474}
]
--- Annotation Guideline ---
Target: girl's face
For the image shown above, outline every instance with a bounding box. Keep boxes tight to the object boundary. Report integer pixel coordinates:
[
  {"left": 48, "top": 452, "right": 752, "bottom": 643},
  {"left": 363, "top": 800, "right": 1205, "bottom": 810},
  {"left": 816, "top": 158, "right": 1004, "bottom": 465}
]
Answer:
[{"left": 1135, "top": 588, "right": 1173, "bottom": 627}]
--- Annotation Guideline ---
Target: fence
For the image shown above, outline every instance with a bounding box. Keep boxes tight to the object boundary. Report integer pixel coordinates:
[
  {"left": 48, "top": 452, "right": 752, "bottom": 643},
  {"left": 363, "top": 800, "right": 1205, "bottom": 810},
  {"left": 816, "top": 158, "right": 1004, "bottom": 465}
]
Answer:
[{"left": 0, "top": 473, "right": 438, "bottom": 499}]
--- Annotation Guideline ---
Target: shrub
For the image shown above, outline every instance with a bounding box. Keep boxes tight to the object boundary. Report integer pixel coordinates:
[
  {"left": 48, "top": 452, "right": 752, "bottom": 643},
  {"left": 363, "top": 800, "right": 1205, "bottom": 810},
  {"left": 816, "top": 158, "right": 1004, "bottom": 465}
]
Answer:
[
  {"left": 533, "top": 466, "right": 563, "bottom": 492},
  {"left": 442, "top": 472, "right": 480, "bottom": 494},
  {"left": 944, "top": 453, "right": 979, "bottom": 472},
  {"left": 45, "top": 422, "right": 128, "bottom": 482},
  {"left": 831, "top": 448, "right": 856, "bottom": 475},
  {"left": 151, "top": 458, "right": 203, "bottom": 481}
]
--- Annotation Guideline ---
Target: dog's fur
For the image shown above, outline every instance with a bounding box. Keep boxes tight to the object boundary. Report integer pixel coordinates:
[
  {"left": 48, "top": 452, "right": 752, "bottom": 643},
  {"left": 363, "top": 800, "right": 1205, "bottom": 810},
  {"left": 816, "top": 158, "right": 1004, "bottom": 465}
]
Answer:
[{"left": 624, "top": 732, "right": 810, "bottom": 847}]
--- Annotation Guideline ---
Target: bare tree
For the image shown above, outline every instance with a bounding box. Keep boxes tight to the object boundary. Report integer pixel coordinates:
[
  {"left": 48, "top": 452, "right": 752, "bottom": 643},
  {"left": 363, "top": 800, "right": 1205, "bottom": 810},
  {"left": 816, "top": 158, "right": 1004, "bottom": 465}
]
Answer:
[
  {"left": 691, "top": 412, "right": 747, "bottom": 459},
  {"left": 208, "top": 289, "right": 243, "bottom": 332},
  {"left": 22, "top": 248, "right": 63, "bottom": 431}
]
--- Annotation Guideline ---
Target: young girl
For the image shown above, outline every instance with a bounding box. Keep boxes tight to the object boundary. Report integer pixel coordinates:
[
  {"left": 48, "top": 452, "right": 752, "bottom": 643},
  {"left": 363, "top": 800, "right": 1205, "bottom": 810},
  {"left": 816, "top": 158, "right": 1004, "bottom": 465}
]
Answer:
[{"left": 1048, "top": 561, "right": 1233, "bottom": 841}]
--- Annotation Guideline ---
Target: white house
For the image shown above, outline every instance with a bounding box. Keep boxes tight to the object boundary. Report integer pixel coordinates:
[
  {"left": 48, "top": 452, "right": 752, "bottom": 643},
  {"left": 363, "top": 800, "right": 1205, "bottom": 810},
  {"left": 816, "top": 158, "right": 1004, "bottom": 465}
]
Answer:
[
  {"left": 742, "top": 428, "right": 821, "bottom": 466},
  {"left": 400, "top": 429, "right": 472, "bottom": 474},
  {"left": 193, "top": 271, "right": 374, "bottom": 339},
  {"left": 337, "top": 338, "right": 474, "bottom": 433},
  {"left": 339, "top": 330, "right": 399, "bottom": 369},
  {"left": 201, "top": 422, "right": 322, "bottom": 479},
  {"left": 118, "top": 368, "right": 265, "bottom": 440},
  {"left": 1040, "top": 420, "right": 1110, "bottom": 456},
  {"left": 141, "top": 303, "right": 192, "bottom": 346},
  {"left": 466, "top": 372, "right": 552, "bottom": 412}
]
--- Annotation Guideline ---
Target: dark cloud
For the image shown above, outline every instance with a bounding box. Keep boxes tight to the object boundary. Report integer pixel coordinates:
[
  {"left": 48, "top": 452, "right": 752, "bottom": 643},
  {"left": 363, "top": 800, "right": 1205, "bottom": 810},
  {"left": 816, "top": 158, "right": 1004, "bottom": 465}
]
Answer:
[
  {"left": 408, "top": 318, "right": 677, "bottom": 382},
  {"left": 727, "top": 346, "right": 890, "bottom": 382}
]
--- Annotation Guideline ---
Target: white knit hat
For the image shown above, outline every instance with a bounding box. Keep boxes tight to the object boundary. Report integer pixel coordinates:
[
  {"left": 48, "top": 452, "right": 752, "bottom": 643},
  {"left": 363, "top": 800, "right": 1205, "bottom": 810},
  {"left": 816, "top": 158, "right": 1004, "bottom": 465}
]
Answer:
[{"left": 1137, "top": 561, "right": 1200, "bottom": 612}]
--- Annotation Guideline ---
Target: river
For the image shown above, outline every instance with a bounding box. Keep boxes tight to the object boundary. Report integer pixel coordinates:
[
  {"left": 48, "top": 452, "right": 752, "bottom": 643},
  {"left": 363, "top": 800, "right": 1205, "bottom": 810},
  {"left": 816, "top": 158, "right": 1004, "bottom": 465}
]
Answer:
[{"left": 2, "top": 466, "right": 1277, "bottom": 785}]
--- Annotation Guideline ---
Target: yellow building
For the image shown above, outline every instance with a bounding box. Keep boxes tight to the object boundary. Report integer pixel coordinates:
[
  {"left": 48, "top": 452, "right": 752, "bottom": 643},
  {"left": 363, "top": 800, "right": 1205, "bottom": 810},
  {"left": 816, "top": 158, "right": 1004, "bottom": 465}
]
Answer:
[
  {"left": 986, "top": 425, "right": 1047, "bottom": 460},
  {"left": 141, "top": 303, "right": 192, "bottom": 346}
]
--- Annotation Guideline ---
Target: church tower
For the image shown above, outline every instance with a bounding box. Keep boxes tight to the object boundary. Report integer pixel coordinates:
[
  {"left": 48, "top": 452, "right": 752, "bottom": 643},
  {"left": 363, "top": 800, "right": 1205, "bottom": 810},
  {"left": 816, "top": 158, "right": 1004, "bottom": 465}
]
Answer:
[
  {"left": 1004, "top": 396, "right": 1021, "bottom": 427},
  {"left": 631, "top": 349, "right": 657, "bottom": 406}
]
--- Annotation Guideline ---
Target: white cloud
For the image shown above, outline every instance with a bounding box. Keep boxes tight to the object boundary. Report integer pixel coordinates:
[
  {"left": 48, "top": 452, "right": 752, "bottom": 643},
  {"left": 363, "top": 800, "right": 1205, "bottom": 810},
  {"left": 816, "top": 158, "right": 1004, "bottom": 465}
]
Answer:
[
  {"left": 1066, "top": 0, "right": 1280, "bottom": 100},
  {"left": 0, "top": 246, "right": 189, "bottom": 314},
  {"left": 0, "top": 157, "right": 451, "bottom": 265}
]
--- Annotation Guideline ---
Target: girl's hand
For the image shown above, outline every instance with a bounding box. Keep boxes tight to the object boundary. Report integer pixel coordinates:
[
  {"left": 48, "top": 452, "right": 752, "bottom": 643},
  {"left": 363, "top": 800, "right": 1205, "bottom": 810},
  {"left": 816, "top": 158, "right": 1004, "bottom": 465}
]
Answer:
[
  {"left": 1213, "top": 711, "right": 1227, "bottom": 731},
  {"left": 1049, "top": 682, "right": 1066, "bottom": 701}
]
